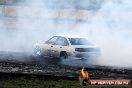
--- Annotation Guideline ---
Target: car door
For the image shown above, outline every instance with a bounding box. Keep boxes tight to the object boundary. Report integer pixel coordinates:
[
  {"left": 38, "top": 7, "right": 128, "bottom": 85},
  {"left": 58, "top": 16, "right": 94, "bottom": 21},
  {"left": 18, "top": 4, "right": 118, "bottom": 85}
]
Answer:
[
  {"left": 45, "top": 36, "right": 58, "bottom": 57},
  {"left": 51, "top": 37, "right": 69, "bottom": 58},
  {"left": 49, "top": 36, "right": 60, "bottom": 57}
]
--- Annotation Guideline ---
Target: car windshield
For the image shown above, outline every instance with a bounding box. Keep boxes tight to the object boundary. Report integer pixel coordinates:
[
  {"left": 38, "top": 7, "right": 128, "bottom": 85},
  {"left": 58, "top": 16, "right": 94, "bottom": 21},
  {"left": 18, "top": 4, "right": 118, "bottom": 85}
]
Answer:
[{"left": 68, "top": 38, "right": 92, "bottom": 45}]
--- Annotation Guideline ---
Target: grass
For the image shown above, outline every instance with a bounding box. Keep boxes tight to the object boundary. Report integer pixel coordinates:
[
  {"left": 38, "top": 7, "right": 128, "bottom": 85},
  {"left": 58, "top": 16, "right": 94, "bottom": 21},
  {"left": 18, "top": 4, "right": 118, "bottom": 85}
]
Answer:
[
  {"left": 0, "top": 75, "right": 131, "bottom": 88},
  {"left": 0, "top": 76, "right": 80, "bottom": 88}
]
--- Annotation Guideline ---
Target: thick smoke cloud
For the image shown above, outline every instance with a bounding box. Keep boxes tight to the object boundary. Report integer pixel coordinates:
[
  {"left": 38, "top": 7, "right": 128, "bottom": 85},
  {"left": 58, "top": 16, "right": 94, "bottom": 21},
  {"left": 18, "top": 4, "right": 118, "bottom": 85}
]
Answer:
[
  {"left": 86, "top": 0, "right": 132, "bottom": 67},
  {"left": 0, "top": 0, "right": 132, "bottom": 67}
]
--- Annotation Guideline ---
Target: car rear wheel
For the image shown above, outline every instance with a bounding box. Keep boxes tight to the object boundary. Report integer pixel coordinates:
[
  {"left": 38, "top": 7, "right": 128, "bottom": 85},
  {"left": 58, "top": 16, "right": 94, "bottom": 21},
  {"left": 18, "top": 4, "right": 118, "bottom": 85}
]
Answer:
[{"left": 60, "top": 52, "right": 68, "bottom": 59}]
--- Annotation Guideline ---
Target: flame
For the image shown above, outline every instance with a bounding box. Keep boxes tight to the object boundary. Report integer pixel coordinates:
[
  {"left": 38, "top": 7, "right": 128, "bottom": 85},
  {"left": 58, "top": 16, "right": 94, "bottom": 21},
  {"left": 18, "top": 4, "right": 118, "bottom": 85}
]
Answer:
[{"left": 81, "top": 67, "right": 85, "bottom": 78}]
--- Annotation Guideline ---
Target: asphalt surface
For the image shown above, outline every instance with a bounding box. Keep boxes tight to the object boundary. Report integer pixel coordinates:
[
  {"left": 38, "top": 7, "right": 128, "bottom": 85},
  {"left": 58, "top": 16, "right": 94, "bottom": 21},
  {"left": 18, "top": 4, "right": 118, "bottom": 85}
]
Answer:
[{"left": 0, "top": 51, "right": 132, "bottom": 79}]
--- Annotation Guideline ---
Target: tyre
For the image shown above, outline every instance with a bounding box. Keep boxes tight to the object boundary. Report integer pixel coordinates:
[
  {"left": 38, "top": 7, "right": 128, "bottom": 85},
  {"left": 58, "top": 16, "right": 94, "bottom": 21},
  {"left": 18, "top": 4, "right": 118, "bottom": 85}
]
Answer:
[
  {"left": 60, "top": 52, "right": 68, "bottom": 59},
  {"left": 33, "top": 47, "right": 43, "bottom": 57}
]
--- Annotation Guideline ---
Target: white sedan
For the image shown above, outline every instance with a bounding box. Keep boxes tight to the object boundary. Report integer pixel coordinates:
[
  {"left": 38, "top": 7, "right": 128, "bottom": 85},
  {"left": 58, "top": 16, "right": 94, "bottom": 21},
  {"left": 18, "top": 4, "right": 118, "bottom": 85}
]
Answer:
[{"left": 34, "top": 35, "right": 100, "bottom": 60}]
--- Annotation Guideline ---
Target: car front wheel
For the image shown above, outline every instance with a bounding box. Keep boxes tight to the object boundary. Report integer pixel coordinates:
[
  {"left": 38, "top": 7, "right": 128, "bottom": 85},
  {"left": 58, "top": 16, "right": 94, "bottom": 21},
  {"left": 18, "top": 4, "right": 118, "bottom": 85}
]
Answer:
[{"left": 33, "top": 47, "right": 43, "bottom": 57}]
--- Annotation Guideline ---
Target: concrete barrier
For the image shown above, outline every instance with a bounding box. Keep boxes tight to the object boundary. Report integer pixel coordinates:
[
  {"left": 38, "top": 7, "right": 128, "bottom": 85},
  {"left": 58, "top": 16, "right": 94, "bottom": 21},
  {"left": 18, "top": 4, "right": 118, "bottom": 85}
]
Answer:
[
  {"left": 0, "top": 4, "right": 126, "bottom": 30},
  {"left": 0, "top": 5, "right": 4, "bottom": 16},
  {"left": 0, "top": 5, "right": 95, "bottom": 29},
  {"left": 4, "top": 5, "right": 94, "bottom": 19}
]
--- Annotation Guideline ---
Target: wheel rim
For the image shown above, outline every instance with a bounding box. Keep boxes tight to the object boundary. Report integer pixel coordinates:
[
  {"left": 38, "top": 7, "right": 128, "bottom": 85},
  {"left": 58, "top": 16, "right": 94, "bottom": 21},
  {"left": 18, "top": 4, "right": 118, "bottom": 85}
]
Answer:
[
  {"left": 64, "top": 53, "right": 67, "bottom": 59},
  {"left": 34, "top": 47, "right": 41, "bottom": 56},
  {"left": 36, "top": 51, "right": 41, "bottom": 55},
  {"left": 61, "top": 52, "right": 68, "bottom": 59}
]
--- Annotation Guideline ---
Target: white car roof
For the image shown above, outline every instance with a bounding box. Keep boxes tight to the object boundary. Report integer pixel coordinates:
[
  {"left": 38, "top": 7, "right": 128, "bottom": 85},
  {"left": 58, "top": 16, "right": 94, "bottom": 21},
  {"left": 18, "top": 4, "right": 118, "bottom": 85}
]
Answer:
[{"left": 54, "top": 35, "right": 86, "bottom": 39}]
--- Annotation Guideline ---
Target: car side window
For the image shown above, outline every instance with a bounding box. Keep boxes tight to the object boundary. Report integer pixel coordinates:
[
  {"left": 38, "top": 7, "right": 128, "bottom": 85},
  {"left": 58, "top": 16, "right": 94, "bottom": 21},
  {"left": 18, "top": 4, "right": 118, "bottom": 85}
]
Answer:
[
  {"left": 46, "top": 36, "right": 58, "bottom": 44},
  {"left": 56, "top": 37, "right": 69, "bottom": 46},
  {"left": 56, "top": 37, "right": 63, "bottom": 45},
  {"left": 63, "top": 38, "right": 69, "bottom": 46}
]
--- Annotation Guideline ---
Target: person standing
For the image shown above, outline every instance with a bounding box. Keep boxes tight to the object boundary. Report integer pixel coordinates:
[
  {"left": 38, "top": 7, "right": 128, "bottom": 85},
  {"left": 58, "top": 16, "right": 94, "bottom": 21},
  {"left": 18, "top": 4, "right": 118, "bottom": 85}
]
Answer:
[{"left": 79, "top": 67, "right": 90, "bottom": 86}]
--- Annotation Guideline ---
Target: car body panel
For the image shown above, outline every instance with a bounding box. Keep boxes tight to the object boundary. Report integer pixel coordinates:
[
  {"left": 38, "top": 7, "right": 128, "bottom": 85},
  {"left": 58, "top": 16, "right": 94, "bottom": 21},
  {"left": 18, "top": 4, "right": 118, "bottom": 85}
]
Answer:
[{"left": 34, "top": 35, "right": 100, "bottom": 59}]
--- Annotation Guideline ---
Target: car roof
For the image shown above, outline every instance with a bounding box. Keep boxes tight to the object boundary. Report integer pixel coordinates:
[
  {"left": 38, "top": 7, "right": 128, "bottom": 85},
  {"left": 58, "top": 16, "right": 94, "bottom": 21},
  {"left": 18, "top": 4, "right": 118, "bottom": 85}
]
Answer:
[{"left": 54, "top": 35, "right": 86, "bottom": 39}]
